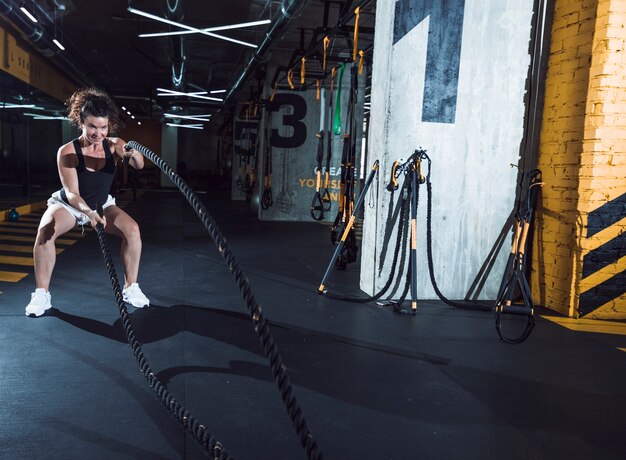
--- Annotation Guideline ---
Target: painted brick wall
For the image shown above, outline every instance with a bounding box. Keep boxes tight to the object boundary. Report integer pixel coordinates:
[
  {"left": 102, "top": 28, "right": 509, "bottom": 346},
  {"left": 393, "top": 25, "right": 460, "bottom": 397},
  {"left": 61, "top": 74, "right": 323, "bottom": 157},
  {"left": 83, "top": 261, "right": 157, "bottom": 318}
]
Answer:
[
  {"left": 577, "top": 0, "right": 626, "bottom": 319},
  {"left": 535, "top": 0, "right": 626, "bottom": 319}
]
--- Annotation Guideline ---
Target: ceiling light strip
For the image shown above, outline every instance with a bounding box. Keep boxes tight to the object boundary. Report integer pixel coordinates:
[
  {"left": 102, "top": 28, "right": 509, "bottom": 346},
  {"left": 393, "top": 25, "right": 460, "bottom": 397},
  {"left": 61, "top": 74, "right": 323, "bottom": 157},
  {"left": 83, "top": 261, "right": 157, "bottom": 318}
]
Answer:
[
  {"left": 138, "top": 19, "right": 271, "bottom": 38},
  {"left": 20, "top": 6, "right": 37, "bottom": 23},
  {"left": 156, "top": 88, "right": 223, "bottom": 102},
  {"left": 164, "top": 114, "right": 211, "bottom": 122},
  {"left": 128, "top": 8, "right": 257, "bottom": 48},
  {"left": 166, "top": 123, "right": 204, "bottom": 129}
]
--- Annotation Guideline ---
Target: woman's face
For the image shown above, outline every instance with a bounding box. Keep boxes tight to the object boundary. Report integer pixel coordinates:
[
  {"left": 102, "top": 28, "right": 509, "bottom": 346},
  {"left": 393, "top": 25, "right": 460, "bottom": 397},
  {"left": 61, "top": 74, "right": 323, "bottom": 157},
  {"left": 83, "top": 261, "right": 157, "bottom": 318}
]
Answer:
[{"left": 80, "top": 115, "right": 109, "bottom": 145}]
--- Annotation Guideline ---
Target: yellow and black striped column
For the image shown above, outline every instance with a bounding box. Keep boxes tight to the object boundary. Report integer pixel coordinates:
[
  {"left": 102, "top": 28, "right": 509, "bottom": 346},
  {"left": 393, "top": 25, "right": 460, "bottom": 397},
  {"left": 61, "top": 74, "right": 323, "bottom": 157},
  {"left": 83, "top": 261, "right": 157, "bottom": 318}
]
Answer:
[{"left": 535, "top": 0, "right": 626, "bottom": 320}]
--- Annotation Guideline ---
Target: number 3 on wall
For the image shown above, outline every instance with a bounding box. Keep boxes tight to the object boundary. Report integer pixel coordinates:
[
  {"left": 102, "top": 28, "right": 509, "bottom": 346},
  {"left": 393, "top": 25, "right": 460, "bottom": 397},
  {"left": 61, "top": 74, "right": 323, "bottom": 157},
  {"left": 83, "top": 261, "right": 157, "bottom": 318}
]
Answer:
[{"left": 270, "top": 93, "right": 308, "bottom": 149}]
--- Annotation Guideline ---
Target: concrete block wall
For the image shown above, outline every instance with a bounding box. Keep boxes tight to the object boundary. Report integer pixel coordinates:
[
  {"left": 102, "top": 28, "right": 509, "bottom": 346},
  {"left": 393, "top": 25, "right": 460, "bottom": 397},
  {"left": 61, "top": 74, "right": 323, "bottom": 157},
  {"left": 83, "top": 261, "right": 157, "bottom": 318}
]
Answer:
[
  {"left": 361, "top": 0, "right": 535, "bottom": 300},
  {"left": 534, "top": 0, "right": 626, "bottom": 319},
  {"left": 255, "top": 64, "right": 364, "bottom": 222}
]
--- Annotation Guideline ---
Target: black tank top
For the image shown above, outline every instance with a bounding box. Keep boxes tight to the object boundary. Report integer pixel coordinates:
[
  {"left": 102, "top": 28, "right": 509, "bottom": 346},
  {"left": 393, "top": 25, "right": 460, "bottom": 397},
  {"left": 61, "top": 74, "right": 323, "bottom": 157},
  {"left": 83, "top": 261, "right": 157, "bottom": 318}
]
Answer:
[{"left": 60, "top": 138, "right": 116, "bottom": 210}]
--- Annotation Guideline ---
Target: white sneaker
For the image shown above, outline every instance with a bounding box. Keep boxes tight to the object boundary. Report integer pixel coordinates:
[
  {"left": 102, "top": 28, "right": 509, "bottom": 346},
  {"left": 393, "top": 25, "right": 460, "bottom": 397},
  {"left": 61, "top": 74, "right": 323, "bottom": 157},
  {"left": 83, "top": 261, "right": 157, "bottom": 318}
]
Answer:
[
  {"left": 25, "top": 288, "right": 52, "bottom": 317},
  {"left": 122, "top": 283, "right": 150, "bottom": 308}
]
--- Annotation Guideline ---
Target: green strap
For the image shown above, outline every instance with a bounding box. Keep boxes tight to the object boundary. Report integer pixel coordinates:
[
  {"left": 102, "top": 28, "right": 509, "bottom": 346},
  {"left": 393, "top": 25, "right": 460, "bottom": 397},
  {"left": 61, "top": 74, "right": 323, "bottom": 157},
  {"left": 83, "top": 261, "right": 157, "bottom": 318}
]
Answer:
[{"left": 333, "top": 63, "right": 346, "bottom": 136}]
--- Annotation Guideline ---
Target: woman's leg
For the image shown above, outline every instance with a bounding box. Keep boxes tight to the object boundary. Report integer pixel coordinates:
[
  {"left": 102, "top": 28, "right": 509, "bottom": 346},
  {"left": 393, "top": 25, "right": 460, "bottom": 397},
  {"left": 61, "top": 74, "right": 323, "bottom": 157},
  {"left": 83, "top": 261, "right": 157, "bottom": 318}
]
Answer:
[
  {"left": 103, "top": 205, "right": 142, "bottom": 287},
  {"left": 33, "top": 204, "right": 78, "bottom": 290}
]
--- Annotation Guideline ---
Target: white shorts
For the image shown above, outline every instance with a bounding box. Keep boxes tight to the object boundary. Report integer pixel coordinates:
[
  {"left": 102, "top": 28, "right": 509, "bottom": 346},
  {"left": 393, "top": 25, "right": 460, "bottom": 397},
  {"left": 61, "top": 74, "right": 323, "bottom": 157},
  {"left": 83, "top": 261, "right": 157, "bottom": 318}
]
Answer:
[{"left": 48, "top": 190, "right": 116, "bottom": 226}]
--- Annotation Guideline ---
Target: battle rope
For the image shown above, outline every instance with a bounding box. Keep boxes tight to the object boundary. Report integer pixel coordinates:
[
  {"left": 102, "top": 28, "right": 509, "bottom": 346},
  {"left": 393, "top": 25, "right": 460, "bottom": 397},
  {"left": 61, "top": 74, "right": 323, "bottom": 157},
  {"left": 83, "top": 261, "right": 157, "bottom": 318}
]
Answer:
[
  {"left": 321, "top": 171, "right": 411, "bottom": 305},
  {"left": 125, "top": 141, "right": 323, "bottom": 459},
  {"left": 95, "top": 216, "right": 231, "bottom": 459}
]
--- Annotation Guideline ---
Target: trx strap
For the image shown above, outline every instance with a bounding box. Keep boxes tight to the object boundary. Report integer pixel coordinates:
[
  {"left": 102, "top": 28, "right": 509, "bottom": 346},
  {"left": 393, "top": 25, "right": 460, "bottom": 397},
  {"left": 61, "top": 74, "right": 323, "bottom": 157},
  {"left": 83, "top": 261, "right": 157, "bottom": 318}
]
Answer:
[
  {"left": 332, "top": 63, "right": 345, "bottom": 136},
  {"left": 261, "top": 107, "right": 273, "bottom": 210},
  {"left": 124, "top": 141, "right": 323, "bottom": 459},
  {"left": 323, "top": 36, "right": 330, "bottom": 72},
  {"left": 331, "top": 63, "right": 359, "bottom": 269},
  {"left": 352, "top": 6, "right": 361, "bottom": 62},
  {"left": 319, "top": 160, "right": 379, "bottom": 293},
  {"left": 310, "top": 87, "right": 326, "bottom": 221},
  {"left": 494, "top": 169, "right": 543, "bottom": 344},
  {"left": 320, "top": 77, "right": 333, "bottom": 213}
]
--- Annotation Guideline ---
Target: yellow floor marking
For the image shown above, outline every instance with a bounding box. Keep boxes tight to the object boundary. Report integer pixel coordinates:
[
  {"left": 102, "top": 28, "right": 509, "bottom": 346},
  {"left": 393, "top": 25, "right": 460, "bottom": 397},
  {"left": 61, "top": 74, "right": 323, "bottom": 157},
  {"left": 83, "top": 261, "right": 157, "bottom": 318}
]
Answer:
[
  {"left": 0, "top": 271, "right": 28, "bottom": 282},
  {"left": 0, "top": 221, "right": 39, "bottom": 228},
  {"left": 0, "top": 255, "right": 33, "bottom": 266},
  {"left": 541, "top": 315, "right": 626, "bottom": 336},
  {"left": 0, "top": 244, "right": 62, "bottom": 254},
  {"left": 0, "top": 235, "right": 76, "bottom": 245},
  {"left": 0, "top": 227, "right": 44, "bottom": 235},
  {"left": 0, "top": 228, "right": 83, "bottom": 238}
]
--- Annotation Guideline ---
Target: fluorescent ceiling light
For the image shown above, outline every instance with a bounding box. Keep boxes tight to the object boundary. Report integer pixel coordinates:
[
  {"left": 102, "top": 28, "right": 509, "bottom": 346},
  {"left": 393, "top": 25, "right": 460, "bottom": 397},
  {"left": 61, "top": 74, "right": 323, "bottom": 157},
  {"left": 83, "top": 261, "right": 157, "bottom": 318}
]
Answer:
[
  {"left": 156, "top": 88, "right": 223, "bottom": 102},
  {"left": 52, "top": 39, "right": 65, "bottom": 51},
  {"left": 210, "top": 89, "right": 226, "bottom": 94},
  {"left": 138, "top": 18, "right": 271, "bottom": 38},
  {"left": 164, "top": 113, "right": 211, "bottom": 122},
  {"left": 129, "top": 7, "right": 257, "bottom": 48},
  {"left": 23, "top": 113, "right": 68, "bottom": 120},
  {"left": 20, "top": 6, "right": 37, "bottom": 23},
  {"left": 1, "top": 103, "right": 44, "bottom": 109},
  {"left": 166, "top": 123, "right": 203, "bottom": 129},
  {"left": 157, "top": 88, "right": 207, "bottom": 96}
]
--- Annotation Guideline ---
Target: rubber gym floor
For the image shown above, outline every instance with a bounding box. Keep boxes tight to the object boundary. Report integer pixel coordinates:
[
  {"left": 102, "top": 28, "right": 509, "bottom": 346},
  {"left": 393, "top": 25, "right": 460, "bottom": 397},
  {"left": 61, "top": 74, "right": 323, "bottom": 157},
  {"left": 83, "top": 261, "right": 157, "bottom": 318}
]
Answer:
[{"left": 1, "top": 189, "right": 625, "bottom": 460}]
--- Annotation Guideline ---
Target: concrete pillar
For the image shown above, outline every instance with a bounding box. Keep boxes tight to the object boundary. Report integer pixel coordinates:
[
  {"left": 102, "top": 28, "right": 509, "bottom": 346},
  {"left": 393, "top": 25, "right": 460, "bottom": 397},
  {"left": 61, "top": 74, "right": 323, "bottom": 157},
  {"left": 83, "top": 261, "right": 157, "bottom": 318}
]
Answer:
[
  {"left": 534, "top": 0, "right": 626, "bottom": 319},
  {"left": 362, "top": 0, "right": 535, "bottom": 300}
]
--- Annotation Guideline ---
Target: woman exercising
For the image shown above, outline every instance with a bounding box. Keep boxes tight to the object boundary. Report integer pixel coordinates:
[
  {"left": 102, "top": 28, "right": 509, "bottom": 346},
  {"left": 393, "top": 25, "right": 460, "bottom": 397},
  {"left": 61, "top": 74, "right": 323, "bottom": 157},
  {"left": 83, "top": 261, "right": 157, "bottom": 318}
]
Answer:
[{"left": 25, "top": 87, "right": 149, "bottom": 316}]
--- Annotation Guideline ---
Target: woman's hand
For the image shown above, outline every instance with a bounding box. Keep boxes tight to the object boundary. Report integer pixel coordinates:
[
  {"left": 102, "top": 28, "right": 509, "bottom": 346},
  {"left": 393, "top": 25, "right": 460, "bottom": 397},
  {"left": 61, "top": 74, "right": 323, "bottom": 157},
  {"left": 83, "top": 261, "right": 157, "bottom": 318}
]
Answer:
[
  {"left": 122, "top": 143, "right": 145, "bottom": 169},
  {"left": 87, "top": 209, "right": 106, "bottom": 228}
]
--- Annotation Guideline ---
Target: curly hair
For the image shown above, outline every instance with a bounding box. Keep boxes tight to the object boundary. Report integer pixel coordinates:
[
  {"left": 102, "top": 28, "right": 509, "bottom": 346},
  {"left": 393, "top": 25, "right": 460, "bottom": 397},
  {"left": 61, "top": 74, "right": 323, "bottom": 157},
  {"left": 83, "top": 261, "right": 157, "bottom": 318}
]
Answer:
[{"left": 66, "top": 87, "right": 120, "bottom": 134}]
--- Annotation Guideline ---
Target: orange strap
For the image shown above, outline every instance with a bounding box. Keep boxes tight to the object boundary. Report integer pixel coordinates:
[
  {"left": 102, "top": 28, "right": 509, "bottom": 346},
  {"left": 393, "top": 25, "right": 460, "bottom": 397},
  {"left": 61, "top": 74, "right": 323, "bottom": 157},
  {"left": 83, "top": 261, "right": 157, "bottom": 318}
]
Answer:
[
  {"left": 301, "top": 56, "right": 306, "bottom": 84},
  {"left": 331, "top": 67, "right": 336, "bottom": 93},
  {"left": 353, "top": 6, "right": 361, "bottom": 62},
  {"left": 358, "top": 50, "right": 365, "bottom": 75},
  {"left": 270, "top": 81, "right": 278, "bottom": 102},
  {"left": 323, "top": 36, "right": 330, "bottom": 71},
  {"left": 287, "top": 69, "right": 295, "bottom": 89},
  {"left": 316, "top": 80, "right": 321, "bottom": 101}
]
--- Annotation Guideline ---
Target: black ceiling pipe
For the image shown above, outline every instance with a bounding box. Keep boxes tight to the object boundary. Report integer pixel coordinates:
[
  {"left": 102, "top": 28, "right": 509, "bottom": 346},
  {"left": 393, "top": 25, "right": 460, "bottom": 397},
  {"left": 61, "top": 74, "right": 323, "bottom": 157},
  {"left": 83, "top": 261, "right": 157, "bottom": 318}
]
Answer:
[
  {"left": 165, "top": 0, "right": 185, "bottom": 90},
  {"left": 224, "top": 0, "right": 310, "bottom": 105}
]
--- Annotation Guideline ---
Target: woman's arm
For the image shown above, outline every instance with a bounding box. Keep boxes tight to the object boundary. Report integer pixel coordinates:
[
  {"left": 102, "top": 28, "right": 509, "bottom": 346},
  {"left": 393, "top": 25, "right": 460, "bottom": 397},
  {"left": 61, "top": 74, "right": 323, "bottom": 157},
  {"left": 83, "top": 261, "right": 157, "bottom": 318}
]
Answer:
[{"left": 110, "top": 137, "right": 145, "bottom": 170}]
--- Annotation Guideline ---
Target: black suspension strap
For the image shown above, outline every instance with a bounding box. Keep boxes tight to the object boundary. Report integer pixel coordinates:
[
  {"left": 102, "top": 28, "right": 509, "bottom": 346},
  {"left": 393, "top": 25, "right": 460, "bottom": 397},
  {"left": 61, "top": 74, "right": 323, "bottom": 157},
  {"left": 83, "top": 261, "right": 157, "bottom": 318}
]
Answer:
[
  {"left": 261, "top": 108, "right": 273, "bottom": 210},
  {"left": 331, "top": 63, "right": 359, "bottom": 270},
  {"left": 94, "top": 209, "right": 231, "bottom": 459},
  {"left": 419, "top": 153, "right": 492, "bottom": 313},
  {"left": 321, "top": 172, "right": 411, "bottom": 305},
  {"left": 494, "top": 169, "right": 543, "bottom": 344},
  {"left": 124, "top": 141, "right": 324, "bottom": 459},
  {"left": 318, "top": 160, "right": 379, "bottom": 294},
  {"left": 310, "top": 87, "right": 326, "bottom": 221},
  {"left": 320, "top": 74, "right": 334, "bottom": 212}
]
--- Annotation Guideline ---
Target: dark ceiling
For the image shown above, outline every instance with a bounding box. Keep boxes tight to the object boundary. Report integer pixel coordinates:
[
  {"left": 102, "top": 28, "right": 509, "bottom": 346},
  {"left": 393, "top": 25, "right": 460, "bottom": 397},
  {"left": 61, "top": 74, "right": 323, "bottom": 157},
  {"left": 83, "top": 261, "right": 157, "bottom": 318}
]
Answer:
[{"left": 1, "top": 0, "right": 376, "bottom": 128}]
